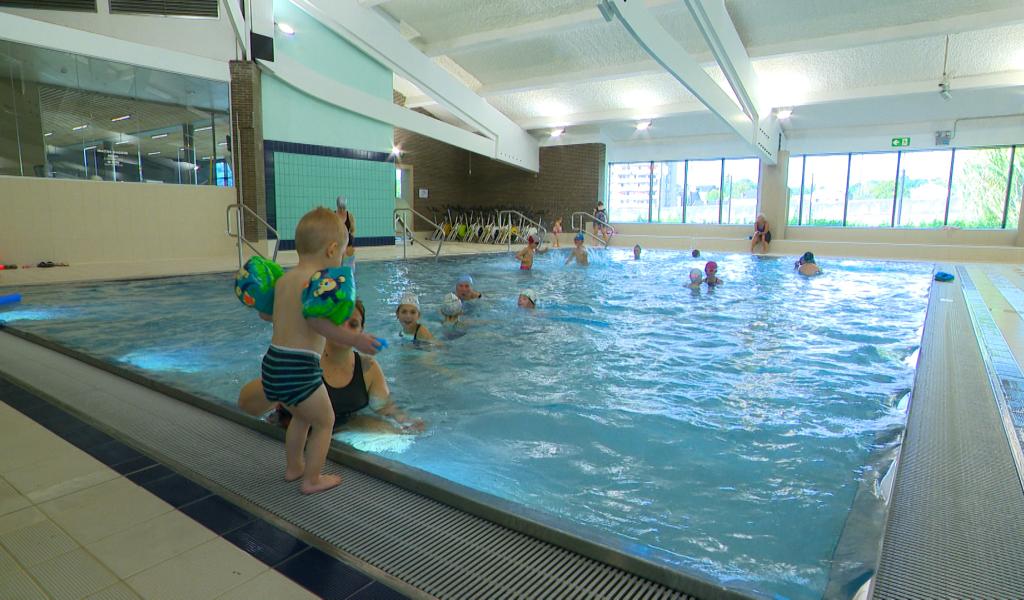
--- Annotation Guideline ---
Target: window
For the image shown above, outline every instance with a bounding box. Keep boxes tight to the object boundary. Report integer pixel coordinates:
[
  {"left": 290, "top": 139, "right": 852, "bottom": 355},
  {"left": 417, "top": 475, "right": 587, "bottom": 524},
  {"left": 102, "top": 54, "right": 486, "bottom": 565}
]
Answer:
[
  {"left": 846, "top": 153, "right": 898, "bottom": 227},
  {"left": 801, "top": 155, "right": 848, "bottom": 226},
  {"left": 608, "top": 162, "right": 652, "bottom": 223},
  {"left": 1007, "top": 147, "right": 1023, "bottom": 230},
  {"left": 684, "top": 159, "right": 722, "bottom": 224},
  {"left": 722, "top": 158, "right": 759, "bottom": 225},
  {"left": 948, "top": 147, "right": 1012, "bottom": 229},
  {"left": 894, "top": 150, "right": 951, "bottom": 228},
  {"left": 787, "top": 156, "right": 804, "bottom": 226},
  {"left": 653, "top": 161, "right": 685, "bottom": 223}
]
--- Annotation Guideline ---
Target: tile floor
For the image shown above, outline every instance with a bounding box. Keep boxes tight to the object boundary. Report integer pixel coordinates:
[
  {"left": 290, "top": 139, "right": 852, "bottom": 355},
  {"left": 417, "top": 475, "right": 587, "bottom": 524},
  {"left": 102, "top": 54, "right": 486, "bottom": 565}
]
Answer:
[{"left": 0, "top": 381, "right": 408, "bottom": 600}]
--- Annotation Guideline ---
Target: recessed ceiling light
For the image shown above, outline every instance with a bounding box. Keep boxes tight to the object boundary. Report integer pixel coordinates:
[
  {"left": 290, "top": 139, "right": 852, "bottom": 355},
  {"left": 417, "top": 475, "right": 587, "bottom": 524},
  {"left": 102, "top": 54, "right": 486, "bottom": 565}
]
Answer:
[
  {"left": 147, "top": 151, "right": 161, "bottom": 156},
  {"left": 550, "top": 128, "right": 565, "bottom": 137},
  {"left": 72, "top": 124, "right": 88, "bottom": 131},
  {"left": 201, "top": 156, "right": 213, "bottom": 160},
  {"left": 44, "top": 132, "right": 53, "bottom": 137},
  {"left": 194, "top": 125, "right": 212, "bottom": 132},
  {"left": 277, "top": 22, "right": 295, "bottom": 35},
  {"left": 635, "top": 121, "right": 652, "bottom": 131},
  {"left": 218, "top": 142, "right": 228, "bottom": 146},
  {"left": 111, "top": 114, "right": 131, "bottom": 122},
  {"left": 776, "top": 108, "right": 793, "bottom": 120},
  {"left": 151, "top": 133, "right": 168, "bottom": 139}
]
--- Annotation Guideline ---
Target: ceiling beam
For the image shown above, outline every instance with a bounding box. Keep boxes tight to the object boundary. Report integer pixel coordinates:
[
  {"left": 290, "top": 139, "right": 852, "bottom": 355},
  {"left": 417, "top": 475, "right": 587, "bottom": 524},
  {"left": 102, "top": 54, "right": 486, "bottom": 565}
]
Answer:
[
  {"left": 683, "top": 0, "right": 761, "bottom": 120},
  {"left": 358, "top": 0, "right": 392, "bottom": 7},
  {"left": 291, "top": 0, "right": 539, "bottom": 171}
]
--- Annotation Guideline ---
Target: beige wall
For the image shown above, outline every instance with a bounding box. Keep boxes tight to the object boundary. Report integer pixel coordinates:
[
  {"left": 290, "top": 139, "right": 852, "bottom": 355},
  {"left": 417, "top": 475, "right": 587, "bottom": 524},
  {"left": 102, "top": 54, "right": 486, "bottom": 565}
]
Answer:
[{"left": 0, "top": 177, "right": 237, "bottom": 265}]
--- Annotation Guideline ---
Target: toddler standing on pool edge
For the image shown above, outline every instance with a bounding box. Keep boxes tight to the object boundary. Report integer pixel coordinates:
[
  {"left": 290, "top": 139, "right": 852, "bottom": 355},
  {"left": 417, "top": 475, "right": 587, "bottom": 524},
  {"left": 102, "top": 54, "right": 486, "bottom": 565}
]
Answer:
[{"left": 262, "top": 207, "right": 382, "bottom": 494}]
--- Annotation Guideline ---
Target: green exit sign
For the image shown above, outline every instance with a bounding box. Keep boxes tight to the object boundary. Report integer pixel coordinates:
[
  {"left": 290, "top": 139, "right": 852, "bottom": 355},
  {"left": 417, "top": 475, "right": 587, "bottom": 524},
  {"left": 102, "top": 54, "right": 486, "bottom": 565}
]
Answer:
[{"left": 891, "top": 137, "right": 910, "bottom": 147}]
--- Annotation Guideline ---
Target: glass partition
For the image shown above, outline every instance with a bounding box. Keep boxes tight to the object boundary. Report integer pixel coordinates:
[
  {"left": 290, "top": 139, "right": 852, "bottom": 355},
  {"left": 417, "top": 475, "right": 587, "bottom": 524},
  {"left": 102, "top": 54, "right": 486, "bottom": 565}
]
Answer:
[
  {"left": 846, "top": 152, "right": 898, "bottom": 227},
  {"left": 684, "top": 159, "right": 722, "bottom": 224},
  {"left": 801, "top": 155, "right": 848, "bottom": 226},
  {"left": 894, "top": 150, "right": 951, "bottom": 228},
  {"left": 722, "top": 158, "right": 759, "bottom": 225},
  {"left": 947, "top": 147, "right": 1012, "bottom": 229},
  {"left": 787, "top": 156, "right": 804, "bottom": 226}
]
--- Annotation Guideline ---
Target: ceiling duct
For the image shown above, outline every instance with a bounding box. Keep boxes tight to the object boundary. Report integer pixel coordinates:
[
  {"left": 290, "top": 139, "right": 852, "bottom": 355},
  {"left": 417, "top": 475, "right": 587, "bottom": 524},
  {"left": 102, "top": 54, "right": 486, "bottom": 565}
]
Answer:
[
  {"left": 109, "top": 0, "right": 218, "bottom": 18},
  {"left": 0, "top": 0, "right": 96, "bottom": 10}
]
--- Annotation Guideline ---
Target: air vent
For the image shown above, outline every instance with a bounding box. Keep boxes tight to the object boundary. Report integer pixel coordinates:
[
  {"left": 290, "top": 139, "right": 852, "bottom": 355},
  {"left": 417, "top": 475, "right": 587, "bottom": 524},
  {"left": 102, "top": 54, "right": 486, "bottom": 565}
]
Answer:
[
  {"left": 0, "top": 0, "right": 96, "bottom": 10},
  {"left": 109, "top": 0, "right": 217, "bottom": 17}
]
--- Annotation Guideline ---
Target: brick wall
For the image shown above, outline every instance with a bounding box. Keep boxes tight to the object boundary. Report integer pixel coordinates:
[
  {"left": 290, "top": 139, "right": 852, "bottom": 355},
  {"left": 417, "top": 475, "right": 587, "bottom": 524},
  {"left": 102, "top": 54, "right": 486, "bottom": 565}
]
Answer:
[
  {"left": 229, "top": 60, "right": 266, "bottom": 242},
  {"left": 393, "top": 104, "right": 605, "bottom": 231}
]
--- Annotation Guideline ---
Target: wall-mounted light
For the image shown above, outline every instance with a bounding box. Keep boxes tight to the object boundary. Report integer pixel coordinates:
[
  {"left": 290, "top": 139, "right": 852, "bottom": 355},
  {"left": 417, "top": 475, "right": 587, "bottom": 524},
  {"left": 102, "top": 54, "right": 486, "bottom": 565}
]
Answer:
[
  {"left": 72, "top": 124, "right": 88, "bottom": 131},
  {"left": 635, "top": 121, "right": 651, "bottom": 131},
  {"left": 151, "top": 133, "right": 168, "bottom": 139},
  {"left": 111, "top": 114, "right": 131, "bottom": 122},
  {"left": 550, "top": 128, "right": 565, "bottom": 137},
  {"left": 277, "top": 22, "right": 295, "bottom": 36},
  {"left": 391, "top": 145, "right": 402, "bottom": 155},
  {"left": 775, "top": 108, "right": 793, "bottom": 120}
]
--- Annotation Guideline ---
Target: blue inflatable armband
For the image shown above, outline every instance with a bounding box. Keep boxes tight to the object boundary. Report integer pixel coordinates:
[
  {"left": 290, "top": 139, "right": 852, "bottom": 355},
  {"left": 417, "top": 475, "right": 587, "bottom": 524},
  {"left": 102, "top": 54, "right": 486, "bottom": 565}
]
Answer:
[
  {"left": 0, "top": 293, "right": 21, "bottom": 307},
  {"left": 235, "top": 256, "right": 284, "bottom": 314},
  {"left": 302, "top": 266, "right": 356, "bottom": 325}
]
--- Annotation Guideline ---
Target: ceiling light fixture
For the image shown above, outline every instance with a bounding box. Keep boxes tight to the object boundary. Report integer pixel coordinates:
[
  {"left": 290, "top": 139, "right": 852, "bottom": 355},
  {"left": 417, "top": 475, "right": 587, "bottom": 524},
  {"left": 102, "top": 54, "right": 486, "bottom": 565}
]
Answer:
[
  {"left": 201, "top": 156, "right": 213, "bottom": 160},
  {"left": 147, "top": 151, "right": 161, "bottom": 156},
  {"left": 218, "top": 142, "right": 228, "bottom": 146},
  {"left": 194, "top": 125, "right": 213, "bottom": 132},
  {"left": 111, "top": 114, "right": 131, "bottom": 122},
  {"left": 635, "top": 121, "right": 652, "bottom": 131},
  {"left": 83, "top": 145, "right": 97, "bottom": 151},
  {"left": 44, "top": 132, "right": 53, "bottom": 137},
  {"left": 151, "top": 133, "right": 168, "bottom": 139},
  {"left": 391, "top": 145, "right": 402, "bottom": 155},
  {"left": 277, "top": 22, "right": 295, "bottom": 36},
  {"left": 775, "top": 108, "right": 793, "bottom": 120},
  {"left": 115, "top": 140, "right": 133, "bottom": 145},
  {"left": 550, "top": 128, "right": 565, "bottom": 137},
  {"left": 72, "top": 124, "right": 88, "bottom": 131}
]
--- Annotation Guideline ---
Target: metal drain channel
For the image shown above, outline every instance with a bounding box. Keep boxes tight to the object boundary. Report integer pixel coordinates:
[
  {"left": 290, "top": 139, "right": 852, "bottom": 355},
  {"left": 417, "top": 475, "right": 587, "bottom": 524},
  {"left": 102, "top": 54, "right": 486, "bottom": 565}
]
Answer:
[{"left": 0, "top": 328, "right": 751, "bottom": 600}]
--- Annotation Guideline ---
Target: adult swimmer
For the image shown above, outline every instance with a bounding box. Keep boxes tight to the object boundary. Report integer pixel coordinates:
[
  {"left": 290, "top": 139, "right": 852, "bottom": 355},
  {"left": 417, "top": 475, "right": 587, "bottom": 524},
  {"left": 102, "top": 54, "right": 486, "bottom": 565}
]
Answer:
[
  {"left": 239, "top": 298, "right": 424, "bottom": 434},
  {"left": 335, "top": 195, "right": 357, "bottom": 266}
]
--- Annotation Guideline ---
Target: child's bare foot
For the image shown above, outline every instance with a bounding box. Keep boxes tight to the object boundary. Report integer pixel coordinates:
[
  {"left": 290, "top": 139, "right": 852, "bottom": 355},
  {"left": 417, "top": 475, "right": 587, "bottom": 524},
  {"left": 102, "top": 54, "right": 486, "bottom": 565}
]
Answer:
[
  {"left": 300, "top": 474, "right": 342, "bottom": 494},
  {"left": 284, "top": 466, "right": 304, "bottom": 482}
]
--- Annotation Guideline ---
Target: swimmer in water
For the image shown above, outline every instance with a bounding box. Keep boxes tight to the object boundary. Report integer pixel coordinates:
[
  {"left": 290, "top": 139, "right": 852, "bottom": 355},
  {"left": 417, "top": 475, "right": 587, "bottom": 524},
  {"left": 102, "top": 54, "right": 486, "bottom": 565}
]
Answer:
[
  {"left": 396, "top": 292, "right": 434, "bottom": 342},
  {"left": 633, "top": 244, "right": 642, "bottom": 260},
  {"left": 454, "top": 274, "right": 482, "bottom": 301},
  {"left": 518, "top": 288, "right": 538, "bottom": 309},
  {"left": 686, "top": 268, "right": 703, "bottom": 289},
  {"left": 703, "top": 261, "right": 723, "bottom": 286},
  {"left": 515, "top": 235, "right": 547, "bottom": 270},
  {"left": 565, "top": 232, "right": 590, "bottom": 266},
  {"left": 795, "top": 251, "right": 822, "bottom": 276}
]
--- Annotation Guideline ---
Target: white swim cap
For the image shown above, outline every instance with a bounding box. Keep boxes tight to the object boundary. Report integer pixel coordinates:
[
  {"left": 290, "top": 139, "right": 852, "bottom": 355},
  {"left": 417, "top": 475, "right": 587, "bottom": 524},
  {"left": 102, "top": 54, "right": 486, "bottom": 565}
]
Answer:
[
  {"left": 399, "top": 292, "right": 419, "bottom": 310},
  {"left": 440, "top": 293, "right": 463, "bottom": 316},
  {"left": 520, "top": 289, "right": 538, "bottom": 305},
  {"left": 336, "top": 195, "right": 347, "bottom": 211}
]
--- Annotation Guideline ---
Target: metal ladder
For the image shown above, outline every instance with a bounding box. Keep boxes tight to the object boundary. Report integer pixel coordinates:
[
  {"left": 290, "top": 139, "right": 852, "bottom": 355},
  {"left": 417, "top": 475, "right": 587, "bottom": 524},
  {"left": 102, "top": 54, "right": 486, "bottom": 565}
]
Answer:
[
  {"left": 571, "top": 211, "right": 611, "bottom": 247},
  {"left": 226, "top": 203, "right": 281, "bottom": 269},
  {"left": 394, "top": 207, "right": 445, "bottom": 260},
  {"left": 497, "top": 210, "right": 548, "bottom": 251}
]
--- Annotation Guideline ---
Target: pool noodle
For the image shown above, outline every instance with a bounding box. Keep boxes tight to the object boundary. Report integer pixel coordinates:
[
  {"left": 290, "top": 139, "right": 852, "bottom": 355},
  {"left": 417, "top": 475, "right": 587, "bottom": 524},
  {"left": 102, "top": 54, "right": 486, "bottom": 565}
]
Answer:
[{"left": 0, "top": 293, "right": 21, "bottom": 307}]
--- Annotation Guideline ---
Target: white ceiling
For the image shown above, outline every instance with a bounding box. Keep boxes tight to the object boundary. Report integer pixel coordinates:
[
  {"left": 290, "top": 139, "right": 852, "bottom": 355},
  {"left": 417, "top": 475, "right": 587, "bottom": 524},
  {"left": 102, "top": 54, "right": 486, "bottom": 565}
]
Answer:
[{"left": 381, "top": 0, "right": 1024, "bottom": 147}]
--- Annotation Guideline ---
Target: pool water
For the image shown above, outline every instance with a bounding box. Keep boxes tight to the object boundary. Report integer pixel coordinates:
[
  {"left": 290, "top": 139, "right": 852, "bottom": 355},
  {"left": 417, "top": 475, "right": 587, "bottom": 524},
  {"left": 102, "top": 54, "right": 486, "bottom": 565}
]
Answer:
[{"left": 1, "top": 249, "right": 931, "bottom": 599}]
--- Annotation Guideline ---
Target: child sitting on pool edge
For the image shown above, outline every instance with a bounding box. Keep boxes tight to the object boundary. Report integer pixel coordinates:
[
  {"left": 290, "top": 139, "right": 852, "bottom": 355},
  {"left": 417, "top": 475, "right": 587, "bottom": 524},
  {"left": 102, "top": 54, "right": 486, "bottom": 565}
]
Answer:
[
  {"left": 795, "top": 252, "right": 822, "bottom": 276},
  {"left": 260, "top": 207, "right": 382, "bottom": 495},
  {"left": 396, "top": 292, "right": 434, "bottom": 342},
  {"left": 704, "top": 261, "right": 723, "bottom": 286}
]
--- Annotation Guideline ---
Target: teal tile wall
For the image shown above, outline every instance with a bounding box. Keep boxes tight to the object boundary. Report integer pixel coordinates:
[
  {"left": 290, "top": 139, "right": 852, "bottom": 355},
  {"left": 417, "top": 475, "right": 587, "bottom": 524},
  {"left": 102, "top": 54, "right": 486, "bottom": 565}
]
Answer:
[{"left": 274, "top": 152, "right": 395, "bottom": 241}]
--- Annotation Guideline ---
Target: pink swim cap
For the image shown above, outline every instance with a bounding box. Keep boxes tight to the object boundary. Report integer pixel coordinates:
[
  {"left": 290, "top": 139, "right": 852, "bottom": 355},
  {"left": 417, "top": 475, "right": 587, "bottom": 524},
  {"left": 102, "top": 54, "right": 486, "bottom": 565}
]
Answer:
[{"left": 705, "top": 261, "right": 718, "bottom": 274}]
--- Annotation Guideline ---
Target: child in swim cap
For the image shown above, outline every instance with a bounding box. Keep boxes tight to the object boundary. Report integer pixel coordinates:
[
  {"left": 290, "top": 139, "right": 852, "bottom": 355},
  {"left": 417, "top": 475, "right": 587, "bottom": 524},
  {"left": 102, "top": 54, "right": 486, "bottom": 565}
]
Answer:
[
  {"left": 565, "top": 232, "right": 589, "bottom": 266},
  {"left": 691, "top": 249, "right": 701, "bottom": 258},
  {"left": 517, "top": 289, "right": 538, "bottom": 309},
  {"left": 455, "top": 274, "right": 482, "bottom": 300},
  {"left": 396, "top": 292, "right": 434, "bottom": 342},
  {"left": 515, "top": 235, "right": 547, "bottom": 270},
  {"left": 704, "top": 261, "right": 723, "bottom": 286},
  {"left": 686, "top": 268, "right": 703, "bottom": 289},
  {"left": 440, "top": 292, "right": 463, "bottom": 324},
  {"left": 795, "top": 251, "right": 822, "bottom": 276}
]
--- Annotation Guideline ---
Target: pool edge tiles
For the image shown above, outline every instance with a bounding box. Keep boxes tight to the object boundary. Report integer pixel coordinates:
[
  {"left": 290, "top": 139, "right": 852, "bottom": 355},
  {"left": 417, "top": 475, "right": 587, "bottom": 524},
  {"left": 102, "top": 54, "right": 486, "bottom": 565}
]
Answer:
[
  {"left": 958, "top": 266, "right": 1024, "bottom": 485},
  {"left": 0, "top": 374, "right": 412, "bottom": 600}
]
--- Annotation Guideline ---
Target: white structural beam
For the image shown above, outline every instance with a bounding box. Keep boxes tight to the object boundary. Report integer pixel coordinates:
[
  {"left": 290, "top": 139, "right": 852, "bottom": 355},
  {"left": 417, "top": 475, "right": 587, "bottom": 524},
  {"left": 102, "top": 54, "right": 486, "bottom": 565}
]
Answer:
[
  {"left": 220, "top": 0, "right": 249, "bottom": 58},
  {"left": 683, "top": 0, "right": 760, "bottom": 121},
  {"left": 601, "top": 0, "right": 780, "bottom": 164},
  {"left": 0, "top": 11, "right": 229, "bottom": 81},
  {"left": 291, "top": 0, "right": 539, "bottom": 172},
  {"left": 259, "top": 55, "right": 494, "bottom": 157}
]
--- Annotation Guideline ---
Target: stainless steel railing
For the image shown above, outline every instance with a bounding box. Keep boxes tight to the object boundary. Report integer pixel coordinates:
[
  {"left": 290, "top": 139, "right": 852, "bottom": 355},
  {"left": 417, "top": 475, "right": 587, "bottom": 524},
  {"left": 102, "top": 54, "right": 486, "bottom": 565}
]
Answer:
[
  {"left": 394, "top": 207, "right": 445, "bottom": 260},
  {"left": 571, "top": 211, "right": 611, "bottom": 247},
  {"left": 497, "top": 210, "right": 547, "bottom": 251},
  {"left": 226, "top": 203, "right": 281, "bottom": 269}
]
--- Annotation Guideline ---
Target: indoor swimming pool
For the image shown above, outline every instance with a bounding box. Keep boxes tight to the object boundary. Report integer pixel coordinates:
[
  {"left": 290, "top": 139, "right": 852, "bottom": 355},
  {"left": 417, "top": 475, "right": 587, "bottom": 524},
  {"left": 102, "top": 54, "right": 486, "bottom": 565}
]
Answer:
[{"left": 0, "top": 249, "right": 934, "bottom": 599}]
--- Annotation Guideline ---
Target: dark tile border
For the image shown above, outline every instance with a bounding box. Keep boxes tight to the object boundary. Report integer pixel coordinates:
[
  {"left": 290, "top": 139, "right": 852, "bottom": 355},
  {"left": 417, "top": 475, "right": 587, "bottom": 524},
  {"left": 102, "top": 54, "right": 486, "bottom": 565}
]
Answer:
[
  {"left": 263, "top": 139, "right": 397, "bottom": 249},
  {"left": 0, "top": 376, "right": 409, "bottom": 600}
]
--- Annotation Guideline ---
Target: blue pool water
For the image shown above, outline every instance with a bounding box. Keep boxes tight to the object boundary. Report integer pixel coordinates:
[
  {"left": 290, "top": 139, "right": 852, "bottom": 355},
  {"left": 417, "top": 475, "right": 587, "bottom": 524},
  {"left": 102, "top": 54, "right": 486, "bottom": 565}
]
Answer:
[{"left": 1, "top": 249, "right": 932, "bottom": 599}]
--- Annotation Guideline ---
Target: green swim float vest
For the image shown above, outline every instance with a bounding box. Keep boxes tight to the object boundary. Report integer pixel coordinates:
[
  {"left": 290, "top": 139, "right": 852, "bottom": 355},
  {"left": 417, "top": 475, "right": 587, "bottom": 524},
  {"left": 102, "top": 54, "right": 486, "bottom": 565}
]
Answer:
[
  {"left": 235, "top": 256, "right": 284, "bottom": 315},
  {"left": 302, "top": 266, "right": 356, "bottom": 325}
]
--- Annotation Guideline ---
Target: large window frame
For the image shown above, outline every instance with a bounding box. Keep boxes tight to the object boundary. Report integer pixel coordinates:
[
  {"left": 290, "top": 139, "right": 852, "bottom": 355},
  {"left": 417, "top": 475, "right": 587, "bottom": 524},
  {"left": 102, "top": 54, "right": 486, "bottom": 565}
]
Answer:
[
  {"left": 788, "top": 145, "right": 1022, "bottom": 230},
  {"left": 607, "top": 157, "right": 759, "bottom": 225}
]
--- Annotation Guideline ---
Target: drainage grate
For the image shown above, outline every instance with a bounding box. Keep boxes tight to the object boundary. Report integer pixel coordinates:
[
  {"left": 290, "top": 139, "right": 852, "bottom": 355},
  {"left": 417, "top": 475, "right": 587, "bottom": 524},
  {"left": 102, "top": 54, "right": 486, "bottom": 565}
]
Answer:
[{"left": 0, "top": 331, "right": 744, "bottom": 600}]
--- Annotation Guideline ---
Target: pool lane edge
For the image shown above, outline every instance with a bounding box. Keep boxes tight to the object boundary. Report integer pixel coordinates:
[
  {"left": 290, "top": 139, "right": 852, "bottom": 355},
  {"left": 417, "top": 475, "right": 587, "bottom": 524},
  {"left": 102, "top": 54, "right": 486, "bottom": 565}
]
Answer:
[{"left": 0, "top": 323, "right": 752, "bottom": 600}]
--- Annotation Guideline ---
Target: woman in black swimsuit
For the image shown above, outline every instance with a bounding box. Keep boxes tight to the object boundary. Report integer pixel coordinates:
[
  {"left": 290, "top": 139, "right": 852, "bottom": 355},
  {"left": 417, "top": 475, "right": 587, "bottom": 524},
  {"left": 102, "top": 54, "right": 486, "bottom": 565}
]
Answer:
[
  {"left": 238, "top": 299, "right": 425, "bottom": 433},
  {"left": 751, "top": 213, "right": 771, "bottom": 254}
]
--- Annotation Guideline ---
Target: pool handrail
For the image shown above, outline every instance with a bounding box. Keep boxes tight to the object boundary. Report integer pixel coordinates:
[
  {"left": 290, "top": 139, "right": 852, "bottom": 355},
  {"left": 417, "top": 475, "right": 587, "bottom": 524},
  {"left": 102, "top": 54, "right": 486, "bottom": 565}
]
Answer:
[
  {"left": 226, "top": 203, "right": 281, "bottom": 268},
  {"left": 497, "top": 210, "right": 547, "bottom": 251},
  {"left": 394, "top": 207, "right": 445, "bottom": 260},
  {"left": 571, "top": 211, "right": 611, "bottom": 247}
]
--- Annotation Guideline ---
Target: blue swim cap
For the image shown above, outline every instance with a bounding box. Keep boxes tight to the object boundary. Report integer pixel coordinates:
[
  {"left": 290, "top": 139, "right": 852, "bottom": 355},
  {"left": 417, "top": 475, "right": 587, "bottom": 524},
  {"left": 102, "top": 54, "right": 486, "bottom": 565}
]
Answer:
[
  {"left": 456, "top": 274, "right": 474, "bottom": 286},
  {"left": 574, "top": 232, "right": 585, "bottom": 241}
]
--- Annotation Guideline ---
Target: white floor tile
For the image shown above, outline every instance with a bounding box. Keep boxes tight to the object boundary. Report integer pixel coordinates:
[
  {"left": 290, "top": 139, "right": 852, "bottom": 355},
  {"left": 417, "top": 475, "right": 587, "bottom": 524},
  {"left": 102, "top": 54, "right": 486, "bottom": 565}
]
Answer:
[
  {"left": 127, "top": 538, "right": 267, "bottom": 600},
  {"left": 38, "top": 478, "right": 173, "bottom": 545},
  {"left": 87, "top": 510, "right": 217, "bottom": 578}
]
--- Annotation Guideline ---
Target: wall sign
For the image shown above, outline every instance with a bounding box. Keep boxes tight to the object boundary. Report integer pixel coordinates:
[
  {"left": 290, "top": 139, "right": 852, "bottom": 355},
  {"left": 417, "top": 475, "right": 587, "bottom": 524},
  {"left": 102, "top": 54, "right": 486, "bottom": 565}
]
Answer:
[{"left": 890, "top": 137, "right": 910, "bottom": 147}]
